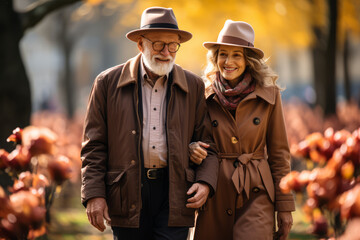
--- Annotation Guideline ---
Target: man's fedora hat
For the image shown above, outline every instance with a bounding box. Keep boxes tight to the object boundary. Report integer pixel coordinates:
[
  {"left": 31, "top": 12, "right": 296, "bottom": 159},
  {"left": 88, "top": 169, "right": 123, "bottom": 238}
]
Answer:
[
  {"left": 203, "top": 20, "right": 264, "bottom": 58},
  {"left": 126, "top": 7, "right": 192, "bottom": 43}
]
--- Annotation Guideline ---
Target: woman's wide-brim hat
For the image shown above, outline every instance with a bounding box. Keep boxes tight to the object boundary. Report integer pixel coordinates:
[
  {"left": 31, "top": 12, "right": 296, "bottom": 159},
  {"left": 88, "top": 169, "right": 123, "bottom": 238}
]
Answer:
[
  {"left": 203, "top": 20, "right": 264, "bottom": 58},
  {"left": 126, "top": 7, "right": 192, "bottom": 43}
]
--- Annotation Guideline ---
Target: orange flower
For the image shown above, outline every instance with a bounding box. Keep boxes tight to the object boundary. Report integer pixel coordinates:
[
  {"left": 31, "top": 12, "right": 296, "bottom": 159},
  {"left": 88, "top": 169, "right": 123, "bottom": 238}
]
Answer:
[
  {"left": 0, "top": 149, "right": 9, "bottom": 169},
  {"left": 6, "top": 127, "right": 23, "bottom": 145},
  {"left": 11, "top": 172, "right": 49, "bottom": 193},
  {"left": 7, "top": 145, "right": 31, "bottom": 171},
  {"left": 48, "top": 155, "right": 72, "bottom": 184},
  {"left": 9, "top": 190, "right": 46, "bottom": 230},
  {"left": 22, "top": 126, "right": 57, "bottom": 156}
]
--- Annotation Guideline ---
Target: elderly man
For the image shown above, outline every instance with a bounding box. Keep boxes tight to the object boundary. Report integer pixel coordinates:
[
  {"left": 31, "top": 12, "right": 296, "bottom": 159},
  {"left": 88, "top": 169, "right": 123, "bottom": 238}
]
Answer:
[{"left": 81, "top": 7, "right": 218, "bottom": 240}]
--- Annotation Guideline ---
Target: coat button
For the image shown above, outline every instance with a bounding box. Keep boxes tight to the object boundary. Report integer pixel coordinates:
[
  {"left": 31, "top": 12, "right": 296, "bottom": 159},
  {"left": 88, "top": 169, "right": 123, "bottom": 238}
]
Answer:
[
  {"left": 130, "top": 204, "right": 136, "bottom": 210},
  {"left": 233, "top": 160, "right": 239, "bottom": 168},
  {"left": 226, "top": 209, "right": 233, "bottom": 216},
  {"left": 131, "top": 160, "right": 136, "bottom": 165},
  {"left": 212, "top": 120, "right": 218, "bottom": 127},
  {"left": 231, "top": 137, "right": 238, "bottom": 144},
  {"left": 252, "top": 187, "right": 260, "bottom": 193},
  {"left": 253, "top": 117, "right": 260, "bottom": 125},
  {"left": 131, "top": 130, "right": 136, "bottom": 135}
]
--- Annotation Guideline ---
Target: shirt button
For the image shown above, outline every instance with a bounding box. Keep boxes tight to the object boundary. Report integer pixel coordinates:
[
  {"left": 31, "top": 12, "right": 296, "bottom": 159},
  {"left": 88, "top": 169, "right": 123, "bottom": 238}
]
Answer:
[
  {"left": 152, "top": 146, "right": 155, "bottom": 149},
  {"left": 155, "top": 89, "right": 158, "bottom": 92},
  {"left": 253, "top": 117, "right": 260, "bottom": 125},
  {"left": 231, "top": 137, "right": 238, "bottom": 144},
  {"left": 153, "top": 126, "right": 156, "bottom": 130},
  {"left": 153, "top": 107, "right": 157, "bottom": 111},
  {"left": 226, "top": 209, "right": 233, "bottom": 216},
  {"left": 131, "top": 130, "right": 136, "bottom": 135},
  {"left": 252, "top": 187, "right": 260, "bottom": 193},
  {"left": 131, "top": 160, "right": 136, "bottom": 165}
]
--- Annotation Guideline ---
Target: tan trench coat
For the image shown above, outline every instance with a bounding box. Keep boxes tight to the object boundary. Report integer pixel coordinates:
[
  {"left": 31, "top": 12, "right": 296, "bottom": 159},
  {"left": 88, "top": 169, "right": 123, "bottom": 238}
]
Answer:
[
  {"left": 194, "top": 84, "right": 295, "bottom": 240},
  {"left": 81, "top": 54, "right": 219, "bottom": 228}
]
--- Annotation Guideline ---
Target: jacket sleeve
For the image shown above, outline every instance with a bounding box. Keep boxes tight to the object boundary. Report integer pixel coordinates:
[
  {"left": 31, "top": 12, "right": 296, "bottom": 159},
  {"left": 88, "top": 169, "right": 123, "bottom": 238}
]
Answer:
[
  {"left": 81, "top": 73, "right": 108, "bottom": 207},
  {"left": 266, "top": 89, "right": 295, "bottom": 212},
  {"left": 191, "top": 79, "right": 219, "bottom": 196}
]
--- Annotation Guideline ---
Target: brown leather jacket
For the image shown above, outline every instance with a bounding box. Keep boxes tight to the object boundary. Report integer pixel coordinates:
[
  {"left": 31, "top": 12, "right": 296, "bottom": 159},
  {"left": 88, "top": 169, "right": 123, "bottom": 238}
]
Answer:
[{"left": 81, "top": 54, "right": 218, "bottom": 227}]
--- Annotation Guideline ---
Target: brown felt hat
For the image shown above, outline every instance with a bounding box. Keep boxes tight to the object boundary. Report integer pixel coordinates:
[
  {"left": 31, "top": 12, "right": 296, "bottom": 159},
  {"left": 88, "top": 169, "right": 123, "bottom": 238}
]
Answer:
[
  {"left": 126, "top": 7, "right": 192, "bottom": 43},
  {"left": 203, "top": 20, "right": 264, "bottom": 58}
]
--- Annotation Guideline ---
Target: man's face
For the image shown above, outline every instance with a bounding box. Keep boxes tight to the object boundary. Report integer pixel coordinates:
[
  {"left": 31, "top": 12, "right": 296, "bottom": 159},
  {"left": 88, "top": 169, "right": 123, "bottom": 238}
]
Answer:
[{"left": 139, "top": 32, "right": 180, "bottom": 76}]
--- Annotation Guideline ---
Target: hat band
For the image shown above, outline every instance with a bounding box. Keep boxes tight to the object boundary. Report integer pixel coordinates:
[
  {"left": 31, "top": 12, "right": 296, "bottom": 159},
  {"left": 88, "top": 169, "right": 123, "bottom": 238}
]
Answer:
[
  {"left": 141, "top": 23, "right": 179, "bottom": 30},
  {"left": 218, "top": 35, "right": 254, "bottom": 47}
]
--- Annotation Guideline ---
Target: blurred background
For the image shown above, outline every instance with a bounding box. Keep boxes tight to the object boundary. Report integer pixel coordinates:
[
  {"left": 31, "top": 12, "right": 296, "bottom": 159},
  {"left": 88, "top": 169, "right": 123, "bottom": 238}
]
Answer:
[{"left": 1, "top": 0, "right": 360, "bottom": 239}]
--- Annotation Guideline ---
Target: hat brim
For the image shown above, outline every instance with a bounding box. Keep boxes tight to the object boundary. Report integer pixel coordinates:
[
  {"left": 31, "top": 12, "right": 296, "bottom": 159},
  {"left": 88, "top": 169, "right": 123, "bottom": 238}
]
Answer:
[
  {"left": 126, "top": 28, "right": 192, "bottom": 43},
  {"left": 203, "top": 42, "right": 264, "bottom": 58}
]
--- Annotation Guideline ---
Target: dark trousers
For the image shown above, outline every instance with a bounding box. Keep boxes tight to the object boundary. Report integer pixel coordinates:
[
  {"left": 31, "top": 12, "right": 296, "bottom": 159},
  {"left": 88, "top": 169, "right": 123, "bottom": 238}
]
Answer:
[{"left": 112, "top": 170, "right": 189, "bottom": 240}]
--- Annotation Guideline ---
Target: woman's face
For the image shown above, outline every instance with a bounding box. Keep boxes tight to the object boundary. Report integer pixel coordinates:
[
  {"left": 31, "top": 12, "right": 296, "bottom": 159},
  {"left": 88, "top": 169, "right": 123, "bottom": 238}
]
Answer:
[{"left": 217, "top": 45, "right": 246, "bottom": 82}]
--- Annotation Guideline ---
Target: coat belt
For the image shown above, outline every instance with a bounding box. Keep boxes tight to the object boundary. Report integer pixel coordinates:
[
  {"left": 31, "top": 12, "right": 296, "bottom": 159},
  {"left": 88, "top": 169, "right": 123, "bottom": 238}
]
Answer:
[{"left": 218, "top": 151, "right": 265, "bottom": 202}]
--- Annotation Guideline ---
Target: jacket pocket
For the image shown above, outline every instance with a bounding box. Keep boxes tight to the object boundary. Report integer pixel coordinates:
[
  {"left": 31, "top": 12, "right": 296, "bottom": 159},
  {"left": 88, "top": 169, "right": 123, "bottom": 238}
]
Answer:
[
  {"left": 183, "top": 168, "right": 197, "bottom": 215},
  {"left": 106, "top": 169, "right": 128, "bottom": 217},
  {"left": 257, "top": 160, "right": 275, "bottom": 202}
]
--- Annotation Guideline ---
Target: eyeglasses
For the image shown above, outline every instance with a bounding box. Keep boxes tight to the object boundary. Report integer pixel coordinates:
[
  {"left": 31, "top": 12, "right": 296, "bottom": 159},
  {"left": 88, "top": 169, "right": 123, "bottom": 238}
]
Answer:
[{"left": 141, "top": 35, "right": 181, "bottom": 53}]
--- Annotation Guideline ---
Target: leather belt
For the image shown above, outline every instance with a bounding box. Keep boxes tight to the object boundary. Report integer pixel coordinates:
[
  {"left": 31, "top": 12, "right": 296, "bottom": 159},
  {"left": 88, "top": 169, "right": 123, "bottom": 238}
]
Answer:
[{"left": 145, "top": 168, "right": 166, "bottom": 180}]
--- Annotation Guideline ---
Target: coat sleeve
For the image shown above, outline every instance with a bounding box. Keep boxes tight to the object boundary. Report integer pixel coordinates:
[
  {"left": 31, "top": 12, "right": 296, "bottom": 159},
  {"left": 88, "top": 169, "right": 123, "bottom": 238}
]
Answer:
[
  {"left": 191, "top": 79, "right": 219, "bottom": 196},
  {"left": 81, "top": 73, "right": 108, "bottom": 207},
  {"left": 266, "top": 89, "right": 295, "bottom": 212}
]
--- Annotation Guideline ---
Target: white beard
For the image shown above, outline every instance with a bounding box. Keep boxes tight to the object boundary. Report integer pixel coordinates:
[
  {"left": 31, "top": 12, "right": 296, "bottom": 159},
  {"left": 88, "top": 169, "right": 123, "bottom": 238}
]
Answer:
[{"left": 142, "top": 46, "right": 175, "bottom": 76}]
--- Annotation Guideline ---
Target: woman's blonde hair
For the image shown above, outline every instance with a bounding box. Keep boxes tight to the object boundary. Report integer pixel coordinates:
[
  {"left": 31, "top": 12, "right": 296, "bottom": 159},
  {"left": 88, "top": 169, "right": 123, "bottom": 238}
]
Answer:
[{"left": 203, "top": 45, "right": 280, "bottom": 91}]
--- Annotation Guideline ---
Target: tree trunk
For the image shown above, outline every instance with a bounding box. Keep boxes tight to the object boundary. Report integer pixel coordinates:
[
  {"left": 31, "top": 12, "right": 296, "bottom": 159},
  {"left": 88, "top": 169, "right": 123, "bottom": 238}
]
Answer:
[
  {"left": 323, "top": 0, "right": 337, "bottom": 115},
  {"left": 58, "top": 11, "right": 75, "bottom": 118},
  {"left": 0, "top": 0, "right": 31, "bottom": 152},
  {"left": 343, "top": 30, "right": 351, "bottom": 102},
  {"left": 312, "top": 0, "right": 338, "bottom": 116},
  {"left": 312, "top": 26, "right": 327, "bottom": 111}
]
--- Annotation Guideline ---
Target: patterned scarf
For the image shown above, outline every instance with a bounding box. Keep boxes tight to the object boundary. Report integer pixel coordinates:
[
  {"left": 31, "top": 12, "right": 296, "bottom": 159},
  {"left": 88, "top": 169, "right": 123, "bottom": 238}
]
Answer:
[{"left": 212, "top": 70, "right": 255, "bottom": 110}]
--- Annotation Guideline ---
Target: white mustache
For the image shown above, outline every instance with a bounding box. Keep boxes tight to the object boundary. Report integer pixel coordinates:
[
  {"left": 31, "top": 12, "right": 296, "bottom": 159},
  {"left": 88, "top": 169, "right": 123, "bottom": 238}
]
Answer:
[{"left": 153, "top": 54, "right": 173, "bottom": 61}]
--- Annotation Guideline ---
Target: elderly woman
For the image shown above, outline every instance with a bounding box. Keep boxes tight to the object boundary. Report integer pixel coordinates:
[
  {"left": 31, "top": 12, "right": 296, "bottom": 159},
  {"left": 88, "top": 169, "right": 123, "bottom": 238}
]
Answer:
[{"left": 189, "top": 20, "right": 295, "bottom": 240}]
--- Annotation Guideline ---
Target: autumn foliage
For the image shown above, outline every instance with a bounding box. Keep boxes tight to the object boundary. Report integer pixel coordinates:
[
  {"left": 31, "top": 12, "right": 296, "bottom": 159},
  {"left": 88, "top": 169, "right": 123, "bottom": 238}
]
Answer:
[
  {"left": 280, "top": 127, "right": 360, "bottom": 238},
  {"left": 0, "top": 126, "right": 73, "bottom": 239}
]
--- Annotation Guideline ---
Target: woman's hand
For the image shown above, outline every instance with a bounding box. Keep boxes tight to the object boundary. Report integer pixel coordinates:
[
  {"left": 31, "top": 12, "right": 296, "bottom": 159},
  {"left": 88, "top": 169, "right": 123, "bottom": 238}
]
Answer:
[
  {"left": 275, "top": 211, "right": 293, "bottom": 240},
  {"left": 189, "top": 141, "right": 209, "bottom": 165}
]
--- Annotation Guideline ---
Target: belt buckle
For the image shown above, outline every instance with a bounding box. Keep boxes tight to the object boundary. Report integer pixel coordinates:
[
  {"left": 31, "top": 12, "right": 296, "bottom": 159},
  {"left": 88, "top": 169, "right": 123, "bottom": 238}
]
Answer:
[{"left": 146, "top": 169, "right": 157, "bottom": 180}]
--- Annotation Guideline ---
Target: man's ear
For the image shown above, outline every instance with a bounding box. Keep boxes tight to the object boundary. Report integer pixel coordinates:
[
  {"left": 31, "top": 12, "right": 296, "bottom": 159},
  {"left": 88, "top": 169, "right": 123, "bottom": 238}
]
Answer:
[{"left": 137, "top": 39, "right": 143, "bottom": 52}]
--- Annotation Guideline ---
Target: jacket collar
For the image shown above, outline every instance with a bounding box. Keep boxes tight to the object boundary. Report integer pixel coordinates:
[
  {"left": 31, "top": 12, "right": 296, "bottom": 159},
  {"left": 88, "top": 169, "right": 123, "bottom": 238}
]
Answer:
[
  {"left": 117, "top": 54, "right": 141, "bottom": 88},
  {"left": 117, "top": 53, "right": 188, "bottom": 93},
  {"left": 206, "top": 83, "right": 276, "bottom": 105}
]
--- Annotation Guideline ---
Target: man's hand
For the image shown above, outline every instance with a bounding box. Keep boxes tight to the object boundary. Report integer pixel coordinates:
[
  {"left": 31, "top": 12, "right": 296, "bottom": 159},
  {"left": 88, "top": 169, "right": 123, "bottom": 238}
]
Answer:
[
  {"left": 186, "top": 182, "right": 210, "bottom": 208},
  {"left": 86, "top": 197, "right": 111, "bottom": 232},
  {"left": 189, "top": 141, "right": 209, "bottom": 165},
  {"left": 275, "top": 211, "right": 293, "bottom": 240}
]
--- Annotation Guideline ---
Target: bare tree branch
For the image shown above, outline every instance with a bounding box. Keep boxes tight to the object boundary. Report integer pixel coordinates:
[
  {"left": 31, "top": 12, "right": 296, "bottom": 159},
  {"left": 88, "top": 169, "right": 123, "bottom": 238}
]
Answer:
[{"left": 19, "top": 0, "right": 82, "bottom": 31}]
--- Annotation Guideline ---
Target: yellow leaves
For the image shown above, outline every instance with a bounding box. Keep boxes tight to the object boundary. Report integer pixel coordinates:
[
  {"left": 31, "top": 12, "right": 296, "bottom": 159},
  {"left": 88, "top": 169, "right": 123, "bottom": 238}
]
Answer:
[
  {"left": 106, "top": 0, "right": 359, "bottom": 70},
  {"left": 339, "top": 0, "right": 360, "bottom": 42}
]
